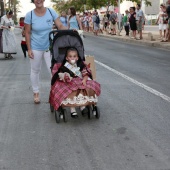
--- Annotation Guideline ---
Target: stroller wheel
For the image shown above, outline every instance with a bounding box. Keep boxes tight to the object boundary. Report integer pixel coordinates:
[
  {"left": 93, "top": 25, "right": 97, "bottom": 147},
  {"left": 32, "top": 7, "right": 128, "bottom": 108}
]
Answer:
[
  {"left": 63, "top": 109, "right": 68, "bottom": 123},
  {"left": 55, "top": 110, "right": 60, "bottom": 123},
  {"left": 94, "top": 106, "right": 100, "bottom": 119},
  {"left": 50, "top": 104, "right": 54, "bottom": 113},
  {"left": 87, "top": 105, "right": 93, "bottom": 119}
]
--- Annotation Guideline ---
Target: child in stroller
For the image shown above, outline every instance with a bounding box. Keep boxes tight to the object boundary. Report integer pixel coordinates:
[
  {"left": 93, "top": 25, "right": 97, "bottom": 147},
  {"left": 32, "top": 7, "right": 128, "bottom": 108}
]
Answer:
[{"left": 50, "top": 47, "right": 101, "bottom": 119}]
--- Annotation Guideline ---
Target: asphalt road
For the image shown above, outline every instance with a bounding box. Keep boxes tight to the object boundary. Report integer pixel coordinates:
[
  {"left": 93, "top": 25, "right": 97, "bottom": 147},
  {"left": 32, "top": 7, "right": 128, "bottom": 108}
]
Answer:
[{"left": 0, "top": 34, "right": 170, "bottom": 170}]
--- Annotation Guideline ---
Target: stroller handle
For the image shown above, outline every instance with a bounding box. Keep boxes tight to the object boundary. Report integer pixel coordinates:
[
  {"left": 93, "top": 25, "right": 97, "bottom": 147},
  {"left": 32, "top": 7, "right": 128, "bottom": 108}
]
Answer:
[{"left": 49, "top": 29, "right": 78, "bottom": 42}]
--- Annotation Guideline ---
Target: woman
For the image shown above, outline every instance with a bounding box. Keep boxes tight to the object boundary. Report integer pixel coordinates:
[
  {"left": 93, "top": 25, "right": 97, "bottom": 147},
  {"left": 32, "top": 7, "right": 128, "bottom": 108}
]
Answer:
[
  {"left": 156, "top": 4, "right": 167, "bottom": 40},
  {"left": 88, "top": 12, "right": 93, "bottom": 32},
  {"left": 129, "top": 7, "right": 137, "bottom": 39},
  {"left": 0, "top": 10, "right": 17, "bottom": 59},
  {"left": 161, "top": 1, "right": 170, "bottom": 42},
  {"left": 68, "top": 7, "right": 82, "bottom": 30},
  {"left": 24, "top": 0, "right": 66, "bottom": 104},
  {"left": 60, "top": 11, "right": 68, "bottom": 28},
  {"left": 84, "top": 12, "right": 89, "bottom": 32}
]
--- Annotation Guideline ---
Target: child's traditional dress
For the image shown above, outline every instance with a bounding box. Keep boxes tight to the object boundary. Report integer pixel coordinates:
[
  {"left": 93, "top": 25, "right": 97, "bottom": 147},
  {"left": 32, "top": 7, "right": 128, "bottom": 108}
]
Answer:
[{"left": 49, "top": 63, "right": 101, "bottom": 110}]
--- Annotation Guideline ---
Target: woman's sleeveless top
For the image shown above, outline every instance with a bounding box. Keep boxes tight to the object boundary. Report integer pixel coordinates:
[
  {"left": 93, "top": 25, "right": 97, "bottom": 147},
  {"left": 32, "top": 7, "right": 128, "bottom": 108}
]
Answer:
[{"left": 69, "top": 16, "right": 79, "bottom": 30}]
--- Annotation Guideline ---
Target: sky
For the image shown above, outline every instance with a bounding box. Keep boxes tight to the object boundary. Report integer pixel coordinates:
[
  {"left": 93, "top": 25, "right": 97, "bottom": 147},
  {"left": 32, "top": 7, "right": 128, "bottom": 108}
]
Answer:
[{"left": 18, "top": 0, "right": 52, "bottom": 18}]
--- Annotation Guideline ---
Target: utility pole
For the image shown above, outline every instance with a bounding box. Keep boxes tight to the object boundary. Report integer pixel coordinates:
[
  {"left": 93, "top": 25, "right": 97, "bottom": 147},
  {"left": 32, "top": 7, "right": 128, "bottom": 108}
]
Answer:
[{"left": 118, "top": 0, "right": 121, "bottom": 35}]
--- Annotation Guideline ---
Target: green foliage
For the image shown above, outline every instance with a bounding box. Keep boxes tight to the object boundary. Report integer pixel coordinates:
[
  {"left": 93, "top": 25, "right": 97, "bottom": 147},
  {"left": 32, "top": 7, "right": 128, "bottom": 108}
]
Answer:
[
  {"left": 5, "top": 0, "right": 21, "bottom": 21},
  {"left": 51, "top": 0, "right": 151, "bottom": 13}
]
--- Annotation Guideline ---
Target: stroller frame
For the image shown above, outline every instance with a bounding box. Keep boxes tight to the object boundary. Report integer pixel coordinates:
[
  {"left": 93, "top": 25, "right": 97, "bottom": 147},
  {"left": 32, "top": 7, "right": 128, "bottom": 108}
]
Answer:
[{"left": 49, "top": 30, "right": 100, "bottom": 123}]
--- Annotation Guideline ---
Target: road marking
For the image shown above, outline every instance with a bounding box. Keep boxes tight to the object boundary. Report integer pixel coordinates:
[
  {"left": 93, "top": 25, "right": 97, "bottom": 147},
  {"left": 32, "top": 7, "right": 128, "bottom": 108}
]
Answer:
[{"left": 95, "top": 60, "right": 170, "bottom": 103}]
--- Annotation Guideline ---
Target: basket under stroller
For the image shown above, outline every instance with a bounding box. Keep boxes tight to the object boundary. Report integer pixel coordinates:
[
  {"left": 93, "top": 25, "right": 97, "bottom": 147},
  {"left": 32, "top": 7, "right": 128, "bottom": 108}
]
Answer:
[{"left": 49, "top": 30, "right": 100, "bottom": 123}]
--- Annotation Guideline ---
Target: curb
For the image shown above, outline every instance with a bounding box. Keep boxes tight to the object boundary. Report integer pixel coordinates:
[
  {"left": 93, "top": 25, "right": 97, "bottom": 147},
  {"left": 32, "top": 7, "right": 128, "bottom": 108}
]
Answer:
[{"left": 84, "top": 32, "right": 170, "bottom": 50}]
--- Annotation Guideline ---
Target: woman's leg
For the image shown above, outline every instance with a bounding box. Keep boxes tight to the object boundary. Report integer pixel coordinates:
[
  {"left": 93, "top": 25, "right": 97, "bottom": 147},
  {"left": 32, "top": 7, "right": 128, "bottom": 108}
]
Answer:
[
  {"left": 133, "top": 30, "right": 136, "bottom": 38},
  {"left": 43, "top": 51, "right": 51, "bottom": 74},
  {"left": 30, "top": 50, "right": 43, "bottom": 94}
]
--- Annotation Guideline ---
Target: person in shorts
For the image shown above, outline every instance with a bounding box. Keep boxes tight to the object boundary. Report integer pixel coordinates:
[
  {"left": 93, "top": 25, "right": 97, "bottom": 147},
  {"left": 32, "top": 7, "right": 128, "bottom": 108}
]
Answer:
[
  {"left": 109, "top": 10, "right": 117, "bottom": 35},
  {"left": 156, "top": 4, "right": 167, "bottom": 40},
  {"left": 136, "top": 4, "right": 144, "bottom": 39}
]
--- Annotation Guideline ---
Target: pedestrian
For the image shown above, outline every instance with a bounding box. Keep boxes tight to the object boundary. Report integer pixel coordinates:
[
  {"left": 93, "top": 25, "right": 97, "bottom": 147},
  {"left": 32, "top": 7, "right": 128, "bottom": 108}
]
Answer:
[
  {"left": 0, "top": 10, "right": 17, "bottom": 59},
  {"left": 156, "top": 4, "right": 167, "bottom": 40},
  {"left": 92, "top": 11, "right": 100, "bottom": 36},
  {"left": 103, "top": 14, "right": 109, "bottom": 31},
  {"left": 19, "top": 17, "right": 25, "bottom": 28},
  {"left": 88, "top": 12, "right": 93, "bottom": 32},
  {"left": 68, "top": 7, "right": 82, "bottom": 30},
  {"left": 60, "top": 11, "right": 68, "bottom": 28},
  {"left": 123, "top": 10, "right": 130, "bottom": 36},
  {"left": 162, "top": 0, "right": 170, "bottom": 42},
  {"left": 24, "top": 0, "right": 67, "bottom": 104},
  {"left": 129, "top": 7, "right": 137, "bottom": 39},
  {"left": 21, "top": 26, "right": 28, "bottom": 58},
  {"left": 84, "top": 12, "right": 89, "bottom": 32},
  {"left": 109, "top": 10, "right": 117, "bottom": 35},
  {"left": 136, "top": 4, "right": 144, "bottom": 40},
  {"left": 106, "top": 11, "right": 110, "bottom": 20},
  {"left": 117, "top": 13, "right": 123, "bottom": 31}
]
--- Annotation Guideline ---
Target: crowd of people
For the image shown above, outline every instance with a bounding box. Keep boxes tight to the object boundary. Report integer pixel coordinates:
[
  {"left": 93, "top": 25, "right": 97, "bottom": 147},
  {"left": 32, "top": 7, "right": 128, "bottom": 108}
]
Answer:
[
  {"left": 78, "top": 0, "right": 170, "bottom": 41},
  {"left": 72, "top": 5, "right": 145, "bottom": 39}
]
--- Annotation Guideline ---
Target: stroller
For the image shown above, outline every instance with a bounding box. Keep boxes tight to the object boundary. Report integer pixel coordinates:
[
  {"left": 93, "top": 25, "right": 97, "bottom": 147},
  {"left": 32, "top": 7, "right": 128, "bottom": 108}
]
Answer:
[{"left": 49, "top": 30, "right": 100, "bottom": 123}]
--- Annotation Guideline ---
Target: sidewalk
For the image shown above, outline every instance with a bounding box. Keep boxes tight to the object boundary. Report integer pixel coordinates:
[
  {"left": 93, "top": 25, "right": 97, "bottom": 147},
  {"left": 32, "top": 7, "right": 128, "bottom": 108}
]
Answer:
[{"left": 84, "top": 29, "right": 170, "bottom": 50}]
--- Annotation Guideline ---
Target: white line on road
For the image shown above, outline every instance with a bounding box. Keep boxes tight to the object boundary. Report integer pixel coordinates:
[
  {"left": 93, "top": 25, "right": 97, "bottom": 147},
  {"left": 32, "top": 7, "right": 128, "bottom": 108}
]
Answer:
[{"left": 95, "top": 60, "right": 170, "bottom": 103}]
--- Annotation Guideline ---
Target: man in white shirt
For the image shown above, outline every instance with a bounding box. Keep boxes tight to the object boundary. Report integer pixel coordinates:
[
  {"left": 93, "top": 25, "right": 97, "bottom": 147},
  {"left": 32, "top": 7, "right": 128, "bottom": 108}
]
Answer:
[{"left": 136, "top": 4, "right": 144, "bottom": 39}]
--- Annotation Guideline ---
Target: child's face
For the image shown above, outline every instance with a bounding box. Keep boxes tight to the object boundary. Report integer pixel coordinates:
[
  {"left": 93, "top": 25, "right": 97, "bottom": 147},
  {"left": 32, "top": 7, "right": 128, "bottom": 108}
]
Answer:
[{"left": 66, "top": 51, "right": 78, "bottom": 64}]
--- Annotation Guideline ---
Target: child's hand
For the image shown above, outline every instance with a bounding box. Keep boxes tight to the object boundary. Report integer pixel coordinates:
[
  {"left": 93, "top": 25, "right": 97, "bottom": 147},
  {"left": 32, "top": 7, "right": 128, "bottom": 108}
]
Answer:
[
  {"left": 82, "top": 79, "right": 87, "bottom": 86},
  {"left": 82, "top": 75, "right": 88, "bottom": 86},
  {"left": 64, "top": 73, "right": 72, "bottom": 82}
]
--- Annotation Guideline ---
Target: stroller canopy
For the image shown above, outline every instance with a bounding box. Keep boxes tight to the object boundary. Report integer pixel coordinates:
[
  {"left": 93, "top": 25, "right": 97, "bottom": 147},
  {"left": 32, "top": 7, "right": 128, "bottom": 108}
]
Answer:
[{"left": 51, "top": 30, "right": 85, "bottom": 63}]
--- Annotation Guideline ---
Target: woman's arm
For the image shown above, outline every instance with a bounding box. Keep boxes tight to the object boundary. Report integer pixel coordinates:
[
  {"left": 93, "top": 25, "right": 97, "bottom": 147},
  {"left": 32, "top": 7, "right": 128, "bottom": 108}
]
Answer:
[
  {"left": 0, "top": 17, "right": 9, "bottom": 30},
  {"left": 25, "top": 24, "right": 34, "bottom": 59},
  {"left": 76, "top": 15, "right": 83, "bottom": 30},
  {"left": 54, "top": 18, "right": 68, "bottom": 30}
]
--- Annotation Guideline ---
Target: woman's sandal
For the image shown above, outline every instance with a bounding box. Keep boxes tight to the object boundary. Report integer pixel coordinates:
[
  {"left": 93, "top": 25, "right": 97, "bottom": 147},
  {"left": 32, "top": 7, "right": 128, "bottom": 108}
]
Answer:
[
  {"left": 71, "top": 112, "right": 78, "bottom": 119},
  {"left": 34, "top": 93, "right": 40, "bottom": 104}
]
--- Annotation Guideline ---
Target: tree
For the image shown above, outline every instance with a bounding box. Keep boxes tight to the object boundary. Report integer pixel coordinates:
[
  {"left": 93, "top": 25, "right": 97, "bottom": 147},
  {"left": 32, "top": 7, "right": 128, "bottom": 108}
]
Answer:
[
  {"left": 51, "top": 0, "right": 151, "bottom": 13},
  {"left": 5, "top": 0, "right": 21, "bottom": 22}
]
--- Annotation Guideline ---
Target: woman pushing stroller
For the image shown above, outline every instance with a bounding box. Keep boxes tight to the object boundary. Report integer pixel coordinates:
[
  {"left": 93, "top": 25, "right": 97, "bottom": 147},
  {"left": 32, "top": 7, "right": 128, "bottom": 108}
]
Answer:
[{"left": 50, "top": 48, "right": 101, "bottom": 118}]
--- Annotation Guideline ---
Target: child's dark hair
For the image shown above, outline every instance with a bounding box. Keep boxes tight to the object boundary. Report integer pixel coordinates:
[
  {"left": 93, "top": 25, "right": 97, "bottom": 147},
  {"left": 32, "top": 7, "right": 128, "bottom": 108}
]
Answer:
[{"left": 61, "top": 47, "right": 85, "bottom": 71}]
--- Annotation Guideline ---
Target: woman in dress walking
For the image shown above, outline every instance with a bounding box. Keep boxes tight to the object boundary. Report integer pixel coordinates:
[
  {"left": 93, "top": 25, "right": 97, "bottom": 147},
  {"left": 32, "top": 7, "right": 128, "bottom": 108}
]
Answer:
[{"left": 0, "top": 10, "right": 17, "bottom": 59}]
